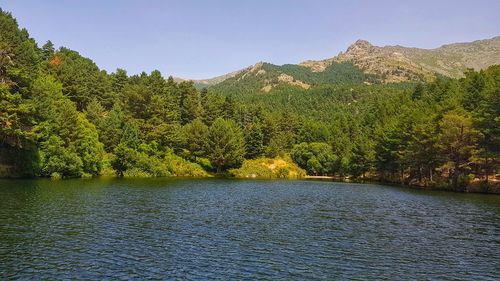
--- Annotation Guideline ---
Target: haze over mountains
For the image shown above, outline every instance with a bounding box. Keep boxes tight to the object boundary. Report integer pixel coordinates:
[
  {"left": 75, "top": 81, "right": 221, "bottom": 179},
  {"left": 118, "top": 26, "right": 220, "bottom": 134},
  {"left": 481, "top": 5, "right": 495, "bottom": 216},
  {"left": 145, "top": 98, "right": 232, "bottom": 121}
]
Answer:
[{"left": 181, "top": 36, "right": 500, "bottom": 91}]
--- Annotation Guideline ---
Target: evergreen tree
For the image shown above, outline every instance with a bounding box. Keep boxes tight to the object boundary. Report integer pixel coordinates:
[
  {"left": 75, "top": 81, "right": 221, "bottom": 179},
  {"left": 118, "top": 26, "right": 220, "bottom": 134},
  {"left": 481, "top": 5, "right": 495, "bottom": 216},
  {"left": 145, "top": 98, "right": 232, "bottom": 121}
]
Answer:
[
  {"left": 120, "top": 122, "right": 140, "bottom": 149},
  {"left": 222, "top": 94, "right": 235, "bottom": 120},
  {"left": 31, "top": 76, "right": 104, "bottom": 177},
  {"left": 206, "top": 118, "right": 245, "bottom": 173},
  {"left": 179, "top": 81, "right": 203, "bottom": 124},
  {"left": 0, "top": 9, "right": 40, "bottom": 91},
  {"left": 291, "top": 142, "right": 336, "bottom": 175},
  {"left": 41, "top": 40, "right": 55, "bottom": 60},
  {"left": 473, "top": 88, "right": 500, "bottom": 184},
  {"left": 244, "top": 119, "right": 265, "bottom": 159},
  {"left": 202, "top": 91, "right": 225, "bottom": 126},
  {"left": 47, "top": 47, "right": 112, "bottom": 110},
  {"left": 182, "top": 118, "right": 209, "bottom": 160},
  {"left": 438, "top": 110, "right": 480, "bottom": 190},
  {"left": 111, "top": 143, "right": 137, "bottom": 177},
  {"left": 111, "top": 68, "right": 128, "bottom": 94}
]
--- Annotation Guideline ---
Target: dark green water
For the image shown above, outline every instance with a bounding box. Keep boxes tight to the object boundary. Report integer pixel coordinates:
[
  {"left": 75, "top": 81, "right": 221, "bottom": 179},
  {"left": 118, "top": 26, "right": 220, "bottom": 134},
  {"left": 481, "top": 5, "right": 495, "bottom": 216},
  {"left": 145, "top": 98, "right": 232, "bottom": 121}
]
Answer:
[{"left": 0, "top": 178, "right": 499, "bottom": 280}]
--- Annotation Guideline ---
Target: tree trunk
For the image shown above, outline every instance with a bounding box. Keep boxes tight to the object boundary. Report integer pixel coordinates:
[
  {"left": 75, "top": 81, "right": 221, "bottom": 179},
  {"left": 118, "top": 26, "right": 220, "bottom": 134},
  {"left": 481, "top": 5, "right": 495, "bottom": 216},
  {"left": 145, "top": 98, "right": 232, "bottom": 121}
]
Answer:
[
  {"left": 484, "top": 156, "right": 489, "bottom": 183},
  {"left": 453, "top": 156, "right": 460, "bottom": 191},
  {"left": 419, "top": 165, "right": 422, "bottom": 183}
]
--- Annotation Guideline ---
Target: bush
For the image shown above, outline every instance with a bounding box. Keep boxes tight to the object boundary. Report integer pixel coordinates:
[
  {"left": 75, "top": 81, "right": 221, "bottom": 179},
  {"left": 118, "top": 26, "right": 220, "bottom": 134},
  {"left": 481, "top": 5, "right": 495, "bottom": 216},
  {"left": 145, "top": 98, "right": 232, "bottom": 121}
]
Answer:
[
  {"left": 231, "top": 156, "right": 305, "bottom": 179},
  {"left": 38, "top": 136, "right": 83, "bottom": 178},
  {"left": 111, "top": 144, "right": 208, "bottom": 177},
  {"left": 164, "top": 152, "right": 209, "bottom": 177},
  {"left": 291, "top": 142, "right": 337, "bottom": 175},
  {"left": 50, "top": 172, "right": 62, "bottom": 180}
]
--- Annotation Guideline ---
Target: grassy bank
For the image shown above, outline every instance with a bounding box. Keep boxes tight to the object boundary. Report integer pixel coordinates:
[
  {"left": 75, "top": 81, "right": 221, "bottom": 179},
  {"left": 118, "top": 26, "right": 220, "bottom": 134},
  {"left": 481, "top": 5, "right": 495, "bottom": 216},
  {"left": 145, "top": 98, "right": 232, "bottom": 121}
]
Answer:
[{"left": 230, "top": 156, "right": 306, "bottom": 179}]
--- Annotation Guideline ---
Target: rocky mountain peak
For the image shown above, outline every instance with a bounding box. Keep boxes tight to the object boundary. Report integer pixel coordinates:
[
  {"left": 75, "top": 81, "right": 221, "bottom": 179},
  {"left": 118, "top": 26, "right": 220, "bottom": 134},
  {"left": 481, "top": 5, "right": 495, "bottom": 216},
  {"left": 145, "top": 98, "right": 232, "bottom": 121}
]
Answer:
[
  {"left": 250, "top": 61, "right": 265, "bottom": 73},
  {"left": 218, "top": 36, "right": 500, "bottom": 87},
  {"left": 346, "top": 39, "right": 374, "bottom": 53}
]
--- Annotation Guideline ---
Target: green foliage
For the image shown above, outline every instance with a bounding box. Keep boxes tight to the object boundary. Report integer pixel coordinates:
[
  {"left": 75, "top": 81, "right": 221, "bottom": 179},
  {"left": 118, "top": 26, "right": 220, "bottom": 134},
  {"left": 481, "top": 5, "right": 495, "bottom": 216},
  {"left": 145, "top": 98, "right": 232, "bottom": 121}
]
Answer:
[
  {"left": 111, "top": 68, "right": 128, "bottom": 94},
  {"left": 266, "top": 62, "right": 376, "bottom": 85},
  {"left": 206, "top": 118, "right": 246, "bottom": 173},
  {"left": 163, "top": 150, "right": 210, "bottom": 177},
  {"left": 47, "top": 47, "right": 113, "bottom": 109},
  {"left": 111, "top": 143, "right": 208, "bottom": 178},
  {"left": 201, "top": 91, "right": 225, "bottom": 125},
  {"left": 230, "top": 156, "right": 306, "bottom": 179},
  {"left": 349, "top": 135, "right": 375, "bottom": 178},
  {"left": 244, "top": 120, "right": 265, "bottom": 159},
  {"left": 212, "top": 62, "right": 376, "bottom": 95},
  {"left": 73, "top": 114, "right": 104, "bottom": 175},
  {"left": 111, "top": 142, "right": 169, "bottom": 178},
  {"left": 91, "top": 102, "right": 125, "bottom": 151},
  {"left": 0, "top": 9, "right": 40, "bottom": 162},
  {"left": 438, "top": 110, "right": 480, "bottom": 190},
  {"left": 0, "top": 8, "right": 498, "bottom": 188},
  {"left": 0, "top": 8, "right": 40, "bottom": 91},
  {"left": 291, "top": 142, "right": 337, "bottom": 175},
  {"left": 31, "top": 76, "right": 104, "bottom": 177},
  {"left": 0, "top": 83, "right": 35, "bottom": 148},
  {"left": 41, "top": 40, "right": 55, "bottom": 60},
  {"left": 179, "top": 81, "right": 204, "bottom": 124},
  {"left": 182, "top": 118, "right": 208, "bottom": 159},
  {"left": 121, "top": 122, "right": 140, "bottom": 149},
  {"left": 38, "top": 135, "right": 83, "bottom": 177},
  {"left": 110, "top": 143, "right": 135, "bottom": 177}
]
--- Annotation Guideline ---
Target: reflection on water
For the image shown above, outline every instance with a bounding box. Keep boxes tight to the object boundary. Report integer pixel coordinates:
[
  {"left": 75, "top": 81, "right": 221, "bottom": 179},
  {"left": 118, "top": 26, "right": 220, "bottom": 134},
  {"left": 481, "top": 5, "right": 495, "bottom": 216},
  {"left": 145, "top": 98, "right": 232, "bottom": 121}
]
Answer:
[{"left": 0, "top": 178, "right": 499, "bottom": 280}]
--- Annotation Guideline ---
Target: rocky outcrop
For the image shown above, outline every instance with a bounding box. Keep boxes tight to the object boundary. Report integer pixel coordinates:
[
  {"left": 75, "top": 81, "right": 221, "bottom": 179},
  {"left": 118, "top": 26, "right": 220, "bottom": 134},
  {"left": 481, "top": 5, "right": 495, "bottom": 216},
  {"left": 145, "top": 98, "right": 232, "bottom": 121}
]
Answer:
[{"left": 301, "top": 36, "right": 500, "bottom": 82}]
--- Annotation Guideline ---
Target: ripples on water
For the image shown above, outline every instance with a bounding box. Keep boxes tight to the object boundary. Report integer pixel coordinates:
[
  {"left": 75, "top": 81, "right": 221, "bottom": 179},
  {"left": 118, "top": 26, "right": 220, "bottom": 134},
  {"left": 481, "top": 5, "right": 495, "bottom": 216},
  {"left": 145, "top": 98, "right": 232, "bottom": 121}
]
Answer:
[{"left": 0, "top": 178, "right": 499, "bottom": 280}]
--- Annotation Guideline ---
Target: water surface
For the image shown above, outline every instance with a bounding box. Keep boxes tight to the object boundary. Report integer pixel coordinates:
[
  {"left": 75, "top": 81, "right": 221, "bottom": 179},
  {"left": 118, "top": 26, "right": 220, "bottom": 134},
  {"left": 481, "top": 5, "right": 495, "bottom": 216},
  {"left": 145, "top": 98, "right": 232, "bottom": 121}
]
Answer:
[{"left": 0, "top": 178, "right": 499, "bottom": 280}]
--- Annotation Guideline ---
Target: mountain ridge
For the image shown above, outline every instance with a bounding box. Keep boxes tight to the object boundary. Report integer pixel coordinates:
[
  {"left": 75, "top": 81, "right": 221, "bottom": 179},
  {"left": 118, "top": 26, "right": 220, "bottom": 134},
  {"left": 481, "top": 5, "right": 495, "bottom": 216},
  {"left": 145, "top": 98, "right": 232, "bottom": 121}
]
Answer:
[
  {"left": 180, "top": 36, "right": 500, "bottom": 90},
  {"left": 301, "top": 36, "right": 500, "bottom": 83},
  {"left": 173, "top": 67, "right": 247, "bottom": 88}
]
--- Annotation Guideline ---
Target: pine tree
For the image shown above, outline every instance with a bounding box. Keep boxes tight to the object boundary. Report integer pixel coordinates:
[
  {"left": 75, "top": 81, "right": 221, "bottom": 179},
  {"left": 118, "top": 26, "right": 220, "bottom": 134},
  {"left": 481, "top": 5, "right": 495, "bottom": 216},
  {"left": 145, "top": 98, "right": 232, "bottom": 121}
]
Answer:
[
  {"left": 244, "top": 119, "right": 264, "bottom": 159},
  {"left": 182, "top": 118, "right": 209, "bottom": 160},
  {"left": 41, "top": 40, "right": 55, "bottom": 60},
  {"left": 206, "top": 118, "right": 245, "bottom": 173}
]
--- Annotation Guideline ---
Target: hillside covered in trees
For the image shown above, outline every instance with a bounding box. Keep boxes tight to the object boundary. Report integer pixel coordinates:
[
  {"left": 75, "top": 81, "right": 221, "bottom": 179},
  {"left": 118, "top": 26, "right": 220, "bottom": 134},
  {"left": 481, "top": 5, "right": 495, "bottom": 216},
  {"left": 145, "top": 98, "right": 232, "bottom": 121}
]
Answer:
[{"left": 0, "top": 9, "right": 498, "bottom": 192}]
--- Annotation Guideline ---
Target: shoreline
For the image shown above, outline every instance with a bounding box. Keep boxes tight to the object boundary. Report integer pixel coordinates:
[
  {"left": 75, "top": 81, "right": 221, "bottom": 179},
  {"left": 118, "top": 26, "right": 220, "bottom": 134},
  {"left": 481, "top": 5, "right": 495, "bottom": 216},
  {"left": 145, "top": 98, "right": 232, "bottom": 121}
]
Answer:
[
  {"left": 2, "top": 174, "right": 499, "bottom": 195},
  {"left": 303, "top": 176, "right": 500, "bottom": 195}
]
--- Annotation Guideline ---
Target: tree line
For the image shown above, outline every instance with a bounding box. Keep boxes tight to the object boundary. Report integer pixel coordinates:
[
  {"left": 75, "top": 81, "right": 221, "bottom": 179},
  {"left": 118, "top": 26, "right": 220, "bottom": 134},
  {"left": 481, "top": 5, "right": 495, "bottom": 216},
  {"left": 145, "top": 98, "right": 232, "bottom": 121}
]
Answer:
[{"left": 0, "top": 9, "right": 498, "bottom": 191}]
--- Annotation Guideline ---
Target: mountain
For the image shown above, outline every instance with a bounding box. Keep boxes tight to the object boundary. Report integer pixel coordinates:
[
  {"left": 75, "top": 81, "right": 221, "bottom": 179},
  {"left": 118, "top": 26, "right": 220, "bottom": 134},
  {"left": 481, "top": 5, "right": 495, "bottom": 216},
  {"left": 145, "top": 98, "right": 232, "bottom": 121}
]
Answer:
[
  {"left": 209, "top": 61, "right": 376, "bottom": 95},
  {"left": 302, "top": 36, "right": 500, "bottom": 83},
  {"left": 201, "top": 36, "right": 500, "bottom": 93},
  {"left": 174, "top": 68, "right": 246, "bottom": 89}
]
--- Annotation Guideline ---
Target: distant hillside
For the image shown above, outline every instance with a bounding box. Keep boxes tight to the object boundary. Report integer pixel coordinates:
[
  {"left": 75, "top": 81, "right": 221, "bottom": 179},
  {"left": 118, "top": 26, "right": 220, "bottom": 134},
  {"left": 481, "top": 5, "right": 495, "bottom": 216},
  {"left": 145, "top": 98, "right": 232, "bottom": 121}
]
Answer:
[
  {"left": 175, "top": 68, "right": 245, "bottom": 89},
  {"left": 302, "top": 36, "right": 500, "bottom": 83},
  {"left": 198, "top": 36, "right": 500, "bottom": 93},
  {"left": 210, "top": 61, "right": 377, "bottom": 95}
]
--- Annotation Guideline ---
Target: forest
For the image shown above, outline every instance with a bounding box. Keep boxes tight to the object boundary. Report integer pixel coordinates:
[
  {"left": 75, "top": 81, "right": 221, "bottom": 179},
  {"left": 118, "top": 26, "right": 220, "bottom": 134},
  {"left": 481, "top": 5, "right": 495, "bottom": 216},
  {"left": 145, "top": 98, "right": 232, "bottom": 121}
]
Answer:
[{"left": 0, "top": 9, "right": 498, "bottom": 191}]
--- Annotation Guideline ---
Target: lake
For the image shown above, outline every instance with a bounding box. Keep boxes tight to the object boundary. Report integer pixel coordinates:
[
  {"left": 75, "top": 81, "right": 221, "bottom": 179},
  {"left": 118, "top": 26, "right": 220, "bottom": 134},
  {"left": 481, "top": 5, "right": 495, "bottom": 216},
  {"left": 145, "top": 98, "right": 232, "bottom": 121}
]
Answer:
[{"left": 0, "top": 178, "right": 499, "bottom": 280}]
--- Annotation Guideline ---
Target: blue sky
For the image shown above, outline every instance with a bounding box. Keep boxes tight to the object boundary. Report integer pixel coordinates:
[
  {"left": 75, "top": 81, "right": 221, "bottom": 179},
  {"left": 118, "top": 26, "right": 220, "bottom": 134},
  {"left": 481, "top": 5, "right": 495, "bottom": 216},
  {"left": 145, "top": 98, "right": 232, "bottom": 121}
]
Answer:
[{"left": 2, "top": 0, "right": 499, "bottom": 79}]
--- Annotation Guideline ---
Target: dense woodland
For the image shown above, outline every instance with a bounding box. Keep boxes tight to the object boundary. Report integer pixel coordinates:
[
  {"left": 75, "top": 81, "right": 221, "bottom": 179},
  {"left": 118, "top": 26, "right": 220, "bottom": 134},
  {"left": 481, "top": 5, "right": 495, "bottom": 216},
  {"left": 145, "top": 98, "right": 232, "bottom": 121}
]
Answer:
[{"left": 0, "top": 10, "right": 498, "bottom": 191}]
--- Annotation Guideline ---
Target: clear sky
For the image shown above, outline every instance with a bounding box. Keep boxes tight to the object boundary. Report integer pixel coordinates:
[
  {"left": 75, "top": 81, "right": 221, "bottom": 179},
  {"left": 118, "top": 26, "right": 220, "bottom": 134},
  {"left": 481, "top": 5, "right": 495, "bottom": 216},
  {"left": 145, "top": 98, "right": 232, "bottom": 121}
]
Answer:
[{"left": 2, "top": 0, "right": 499, "bottom": 79}]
